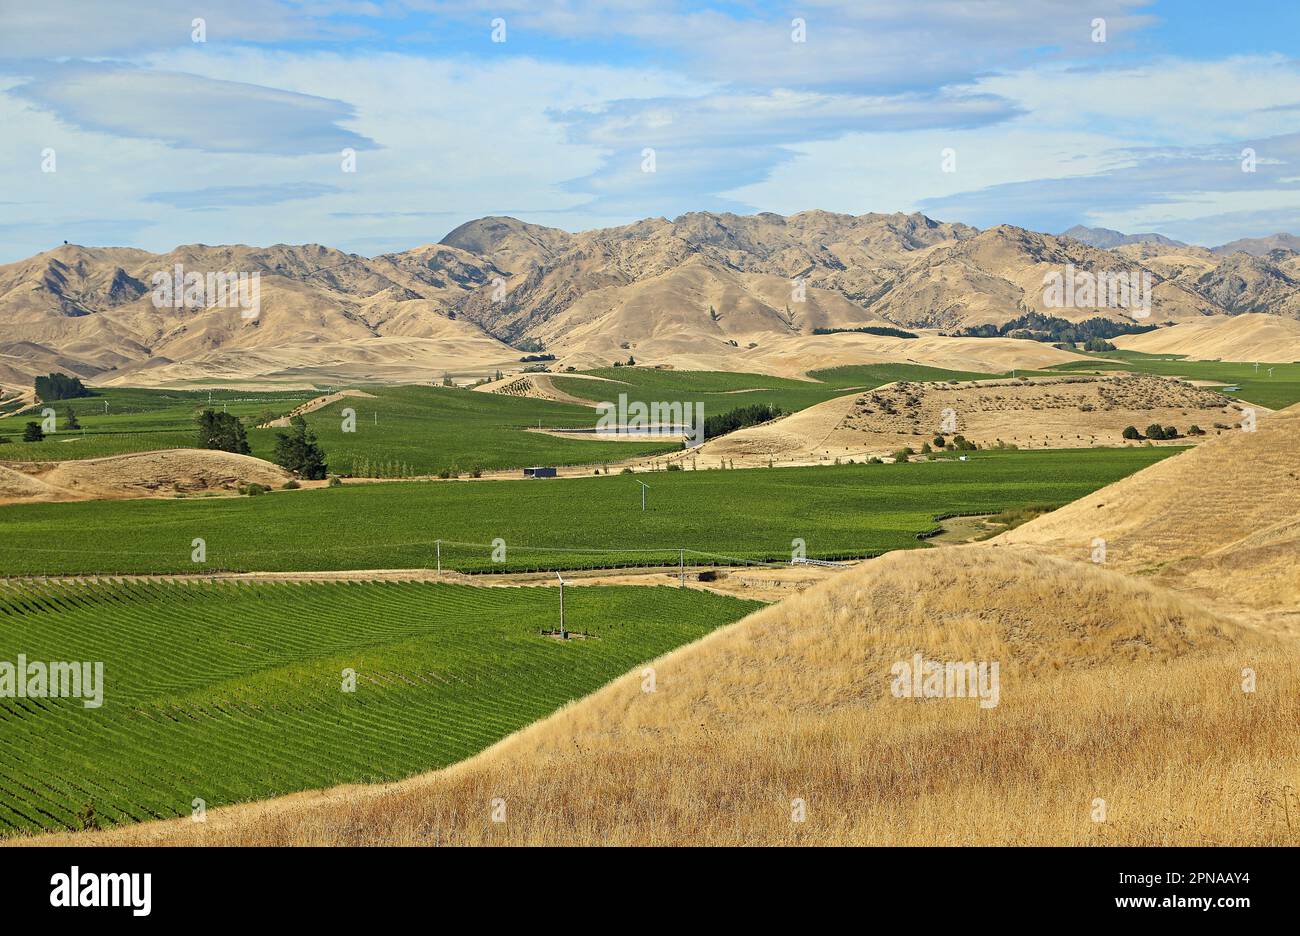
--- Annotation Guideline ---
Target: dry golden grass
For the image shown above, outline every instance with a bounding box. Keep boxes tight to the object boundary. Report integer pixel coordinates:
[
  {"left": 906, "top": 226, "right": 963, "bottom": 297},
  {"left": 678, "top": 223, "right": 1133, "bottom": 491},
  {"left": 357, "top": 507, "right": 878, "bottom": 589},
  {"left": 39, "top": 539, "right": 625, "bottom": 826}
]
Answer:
[
  {"left": 696, "top": 373, "right": 1240, "bottom": 466},
  {"left": 26, "top": 547, "right": 1298, "bottom": 847},
  {"left": 997, "top": 404, "right": 1300, "bottom": 635}
]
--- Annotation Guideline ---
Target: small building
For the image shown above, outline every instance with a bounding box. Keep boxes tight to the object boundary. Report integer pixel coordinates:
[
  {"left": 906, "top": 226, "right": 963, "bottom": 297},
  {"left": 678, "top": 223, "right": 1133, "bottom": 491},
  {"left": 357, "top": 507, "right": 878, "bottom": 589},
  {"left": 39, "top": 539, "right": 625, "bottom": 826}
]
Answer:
[{"left": 523, "top": 466, "right": 557, "bottom": 479}]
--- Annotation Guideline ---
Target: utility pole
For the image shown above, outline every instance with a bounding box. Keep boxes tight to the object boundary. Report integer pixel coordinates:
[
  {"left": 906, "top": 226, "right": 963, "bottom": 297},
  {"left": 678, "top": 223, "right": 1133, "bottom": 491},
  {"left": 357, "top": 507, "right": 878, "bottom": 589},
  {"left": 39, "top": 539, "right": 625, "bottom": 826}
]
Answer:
[
  {"left": 638, "top": 480, "right": 649, "bottom": 512},
  {"left": 679, "top": 549, "right": 684, "bottom": 587},
  {"left": 556, "top": 572, "right": 566, "bottom": 638}
]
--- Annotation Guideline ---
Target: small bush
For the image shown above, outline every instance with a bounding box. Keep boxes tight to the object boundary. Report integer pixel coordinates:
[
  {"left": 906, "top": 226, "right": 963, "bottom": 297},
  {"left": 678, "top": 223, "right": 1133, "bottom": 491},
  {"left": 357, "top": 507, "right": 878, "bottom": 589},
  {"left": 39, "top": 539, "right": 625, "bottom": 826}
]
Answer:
[
  {"left": 282, "top": 480, "right": 301, "bottom": 490},
  {"left": 327, "top": 475, "right": 343, "bottom": 488}
]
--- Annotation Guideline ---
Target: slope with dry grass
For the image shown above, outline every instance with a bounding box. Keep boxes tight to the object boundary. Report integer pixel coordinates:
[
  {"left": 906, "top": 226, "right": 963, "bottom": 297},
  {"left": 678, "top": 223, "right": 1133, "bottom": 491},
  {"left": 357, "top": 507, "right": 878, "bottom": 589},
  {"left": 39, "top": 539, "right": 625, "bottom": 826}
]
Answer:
[
  {"left": 995, "top": 404, "right": 1300, "bottom": 635},
  {"left": 30, "top": 543, "right": 1297, "bottom": 847}
]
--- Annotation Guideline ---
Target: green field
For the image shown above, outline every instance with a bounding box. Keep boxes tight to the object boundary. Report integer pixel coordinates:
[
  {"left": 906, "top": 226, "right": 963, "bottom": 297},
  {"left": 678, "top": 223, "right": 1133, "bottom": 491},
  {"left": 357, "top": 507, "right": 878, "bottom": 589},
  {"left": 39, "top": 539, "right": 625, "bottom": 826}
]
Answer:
[
  {"left": 1048, "top": 351, "right": 1300, "bottom": 409},
  {"left": 273, "top": 385, "right": 676, "bottom": 476},
  {"left": 0, "top": 579, "right": 760, "bottom": 834},
  {"left": 1, "top": 363, "right": 1035, "bottom": 475},
  {"left": 553, "top": 362, "right": 1026, "bottom": 415},
  {"left": 0, "top": 387, "right": 318, "bottom": 461},
  {"left": 0, "top": 448, "right": 1178, "bottom": 576}
]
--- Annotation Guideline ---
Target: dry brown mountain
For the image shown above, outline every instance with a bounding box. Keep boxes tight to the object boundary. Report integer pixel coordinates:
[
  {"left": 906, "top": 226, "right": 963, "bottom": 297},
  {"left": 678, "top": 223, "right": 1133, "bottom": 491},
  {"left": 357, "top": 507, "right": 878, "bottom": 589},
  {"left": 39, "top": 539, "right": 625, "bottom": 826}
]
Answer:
[
  {"left": 2, "top": 211, "right": 1299, "bottom": 387},
  {"left": 1212, "top": 233, "right": 1300, "bottom": 256}
]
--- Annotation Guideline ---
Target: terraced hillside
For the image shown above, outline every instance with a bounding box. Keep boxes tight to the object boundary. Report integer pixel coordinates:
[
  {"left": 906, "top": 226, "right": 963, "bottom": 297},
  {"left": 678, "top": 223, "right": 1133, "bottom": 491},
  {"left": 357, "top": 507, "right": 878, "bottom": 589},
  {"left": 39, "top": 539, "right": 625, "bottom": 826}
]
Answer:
[{"left": 0, "top": 579, "right": 760, "bottom": 835}]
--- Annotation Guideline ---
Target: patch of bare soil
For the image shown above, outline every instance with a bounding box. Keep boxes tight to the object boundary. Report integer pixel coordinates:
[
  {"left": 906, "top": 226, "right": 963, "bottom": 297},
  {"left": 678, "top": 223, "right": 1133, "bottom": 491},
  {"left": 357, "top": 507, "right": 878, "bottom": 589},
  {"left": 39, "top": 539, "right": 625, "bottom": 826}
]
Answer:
[{"left": 258, "top": 389, "right": 377, "bottom": 428}]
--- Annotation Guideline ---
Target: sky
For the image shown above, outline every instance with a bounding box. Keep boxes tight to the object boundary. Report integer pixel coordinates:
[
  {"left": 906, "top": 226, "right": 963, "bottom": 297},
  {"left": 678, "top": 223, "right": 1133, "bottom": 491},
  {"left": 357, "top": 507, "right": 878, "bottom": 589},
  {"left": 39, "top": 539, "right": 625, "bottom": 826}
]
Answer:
[{"left": 1, "top": 0, "right": 1299, "bottom": 262}]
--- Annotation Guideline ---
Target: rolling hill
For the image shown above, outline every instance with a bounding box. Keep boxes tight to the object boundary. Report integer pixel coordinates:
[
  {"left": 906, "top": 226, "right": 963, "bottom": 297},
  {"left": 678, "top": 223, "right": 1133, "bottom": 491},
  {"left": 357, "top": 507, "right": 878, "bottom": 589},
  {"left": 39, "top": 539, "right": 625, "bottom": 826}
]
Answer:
[{"left": 29, "top": 405, "right": 1300, "bottom": 847}]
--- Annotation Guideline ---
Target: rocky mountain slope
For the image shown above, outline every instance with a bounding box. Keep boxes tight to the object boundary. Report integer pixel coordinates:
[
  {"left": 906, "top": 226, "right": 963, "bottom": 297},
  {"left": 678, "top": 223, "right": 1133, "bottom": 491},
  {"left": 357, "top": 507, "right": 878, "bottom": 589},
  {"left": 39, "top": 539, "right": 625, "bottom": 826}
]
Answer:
[{"left": 2, "top": 212, "right": 1298, "bottom": 387}]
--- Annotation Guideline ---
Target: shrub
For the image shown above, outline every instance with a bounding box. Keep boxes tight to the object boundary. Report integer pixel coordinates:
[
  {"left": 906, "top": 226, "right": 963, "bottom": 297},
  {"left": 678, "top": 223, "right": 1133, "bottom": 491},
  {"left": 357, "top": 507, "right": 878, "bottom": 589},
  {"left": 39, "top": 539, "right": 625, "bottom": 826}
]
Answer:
[
  {"left": 1122, "top": 426, "right": 1141, "bottom": 440},
  {"left": 666, "top": 462, "right": 683, "bottom": 471},
  {"left": 620, "top": 467, "right": 634, "bottom": 474},
  {"left": 22, "top": 422, "right": 44, "bottom": 442},
  {"left": 327, "top": 475, "right": 343, "bottom": 488},
  {"left": 1145, "top": 423, "right": 1167, "bottom": 441},
  {"left": 282, "top": 480, "right": 301, "bottom": 490},
  {"left": 892, "top": 448, "right": 911, "bottom": 463},
  {"left": 1188, "top": 424, "right": 1206, "bottom": 436},
  {"left": 932, "top": 435, "right": 946, "bottom": 448}
]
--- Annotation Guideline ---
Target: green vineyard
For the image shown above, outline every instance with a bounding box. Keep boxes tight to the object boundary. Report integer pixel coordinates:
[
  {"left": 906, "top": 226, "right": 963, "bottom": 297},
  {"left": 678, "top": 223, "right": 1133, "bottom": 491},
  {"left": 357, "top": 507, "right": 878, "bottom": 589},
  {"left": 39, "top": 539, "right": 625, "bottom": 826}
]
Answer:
[
  {"left": 0, "top": 579, "right": 761, "bottom": 835},
  {"left": 0, "top": 447, "right": 1179, "bottom": 576}
]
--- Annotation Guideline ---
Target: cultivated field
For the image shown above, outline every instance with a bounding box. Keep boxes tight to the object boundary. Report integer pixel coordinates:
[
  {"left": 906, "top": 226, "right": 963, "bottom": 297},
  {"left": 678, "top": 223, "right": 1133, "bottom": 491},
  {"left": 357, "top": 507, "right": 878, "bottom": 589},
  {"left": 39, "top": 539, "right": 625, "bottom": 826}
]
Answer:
[
  {"left": 0, "top": 448, "right": 1176, "bottom": 575},
  {"left": 0, "top": 387, "right": 317, "bottom": 460},
  {"left": 0, "top": 579, "right": 760, "bottom": 835},
  {"left": 44, "top": 547, "right": 1296, "bottom": 847}
]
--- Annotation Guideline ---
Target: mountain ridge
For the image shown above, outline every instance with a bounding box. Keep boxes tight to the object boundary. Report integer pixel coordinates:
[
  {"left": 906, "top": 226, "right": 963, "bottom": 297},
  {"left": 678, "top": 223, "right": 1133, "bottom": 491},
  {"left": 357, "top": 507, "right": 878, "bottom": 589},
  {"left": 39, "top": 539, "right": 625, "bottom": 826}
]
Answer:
[{"left": 3, "top": 212, "right": 1299, "bottom": 387}]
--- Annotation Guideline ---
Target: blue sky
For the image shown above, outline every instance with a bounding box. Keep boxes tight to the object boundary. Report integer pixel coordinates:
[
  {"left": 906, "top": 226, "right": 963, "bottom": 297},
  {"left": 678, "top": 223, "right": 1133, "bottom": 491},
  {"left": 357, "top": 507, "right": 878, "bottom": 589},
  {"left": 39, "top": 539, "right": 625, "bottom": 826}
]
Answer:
[{"left": 2, "top": 0, "right": 1299, "bottom": 262}]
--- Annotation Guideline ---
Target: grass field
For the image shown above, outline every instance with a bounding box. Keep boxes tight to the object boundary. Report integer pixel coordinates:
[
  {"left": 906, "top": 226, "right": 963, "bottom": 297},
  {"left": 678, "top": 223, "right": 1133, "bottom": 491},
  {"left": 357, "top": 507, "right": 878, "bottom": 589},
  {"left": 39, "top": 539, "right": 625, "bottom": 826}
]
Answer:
[
  {"left": 0, "top": 448, "right": 1178, "bottom": 575},
  {"left": 553, "top": 363, "right": 1025, "bottom": 415},
  {"left": 1048, "top": 351, "right": 1300, "bottom": 409},
  {"left": 0, "top": 579, "right": 760, "bottom": 835},
  {"left": 1, "top": 363, "right": 1031, "bottom": 475},
  {"left": 276, "top": 385, "right": 675, "bottom": 477},
  {"left": 0, "top": 387, "right": 317, "bottom": 461}
]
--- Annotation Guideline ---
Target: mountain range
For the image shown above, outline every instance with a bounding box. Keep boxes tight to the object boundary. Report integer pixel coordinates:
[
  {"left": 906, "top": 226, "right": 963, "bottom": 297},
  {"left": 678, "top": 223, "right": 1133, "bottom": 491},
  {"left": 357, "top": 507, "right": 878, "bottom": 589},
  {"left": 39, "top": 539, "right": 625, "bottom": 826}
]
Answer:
[{"left": 2, "top": 211, "right": 1299, "bottom": 388}]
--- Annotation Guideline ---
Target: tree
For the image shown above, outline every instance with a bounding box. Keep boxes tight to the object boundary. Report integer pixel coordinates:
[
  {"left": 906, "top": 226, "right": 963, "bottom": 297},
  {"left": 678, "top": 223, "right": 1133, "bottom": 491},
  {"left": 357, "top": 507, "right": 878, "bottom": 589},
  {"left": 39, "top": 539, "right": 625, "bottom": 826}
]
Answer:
[
  {"left": 34, "top": 372, "right": 90, "bottom": 402},
  {"left": 1145, "top": 423, "right": 1167, "bottom": 441},
  {"left": 64, "top": 407, "right": 80, "bottom": 430},
  {"left": 196, "top": 409, "right": 251, "bottom": 455},
  {"left": 932, "top": 435, "right": 946, "bottom": 448},
  {"left": 1122, "top": 426, "right": 1141, "bottom": 440},
  {"left": 273, "top": 415, "right": 328, "bottom": 480},
  {"left": 22, "top": 421, "right": 44, "bottom": 442},
  {"left": 626, "top": 355, "right": 636, "bottom": 366}
]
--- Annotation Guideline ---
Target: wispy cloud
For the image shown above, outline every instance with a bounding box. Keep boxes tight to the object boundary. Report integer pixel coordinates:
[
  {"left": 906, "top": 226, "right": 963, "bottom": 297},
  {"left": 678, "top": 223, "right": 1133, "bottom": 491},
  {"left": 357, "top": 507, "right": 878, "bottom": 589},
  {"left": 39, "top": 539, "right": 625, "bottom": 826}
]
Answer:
[
  {"left": 10, "top": 63, "right": 377, "bottom": 155},
  {"left": 145, "top": 182, "right": 341, "bottom": 210}
]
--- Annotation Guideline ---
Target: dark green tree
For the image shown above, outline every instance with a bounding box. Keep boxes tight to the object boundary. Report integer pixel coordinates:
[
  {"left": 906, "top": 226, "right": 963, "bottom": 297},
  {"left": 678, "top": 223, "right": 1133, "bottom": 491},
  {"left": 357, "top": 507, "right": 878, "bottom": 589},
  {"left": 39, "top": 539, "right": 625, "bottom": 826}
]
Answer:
[
  {"left": 34, "top": 372, "right": 90, "bottom": 402},
  {"left": 22, "top": 421, "right": 44, "bottom": 442},
  {"left": 273, "top": 415, "right": 328, "bottom": 480},
  {"left": 64, "top": 407, "right": 81, "bottom": 430},
  {"left": 196, "top": 409, "right": 251, "bottom": 454}
]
